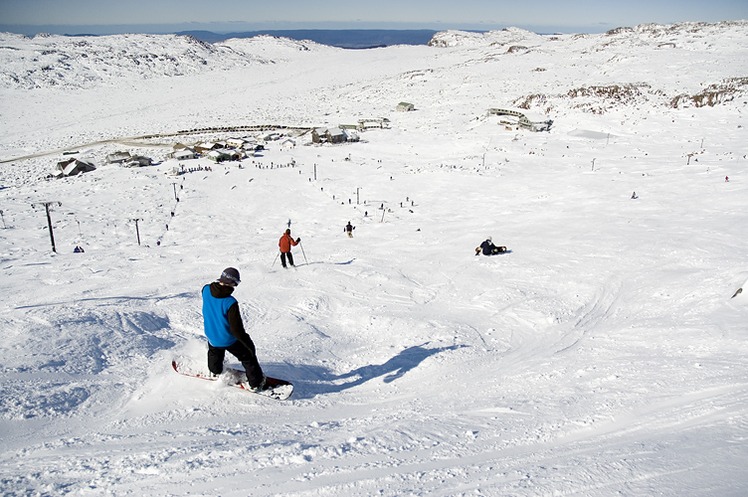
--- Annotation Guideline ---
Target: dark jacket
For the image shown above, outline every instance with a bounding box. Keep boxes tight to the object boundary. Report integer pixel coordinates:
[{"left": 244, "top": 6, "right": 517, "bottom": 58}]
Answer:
[{"left": 480, "top": 240, "right": 494, "bottom": 255}]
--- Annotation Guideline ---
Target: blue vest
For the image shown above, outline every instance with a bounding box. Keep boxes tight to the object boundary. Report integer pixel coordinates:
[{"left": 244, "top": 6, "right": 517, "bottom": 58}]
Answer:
[{"left": 202, "top": 284, "right": 238, "bottom": 347}]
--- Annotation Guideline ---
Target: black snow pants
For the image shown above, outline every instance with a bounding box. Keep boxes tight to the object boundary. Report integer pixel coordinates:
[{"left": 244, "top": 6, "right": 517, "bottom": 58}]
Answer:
[
  {"left": 280, "top": 251, "right": 295, "bottom": 268},
  {"left": 207, "top": 341, "right": 264, "bottom": 387}
]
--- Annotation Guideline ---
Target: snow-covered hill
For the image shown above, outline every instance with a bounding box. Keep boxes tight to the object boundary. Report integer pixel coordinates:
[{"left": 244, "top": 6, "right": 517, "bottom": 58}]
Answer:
[
  {"left": 0, "top": 32, "right": 332, "bottom": 89},
  {"left": 0, "top": 21, "right": 747, "bottom": 497}
]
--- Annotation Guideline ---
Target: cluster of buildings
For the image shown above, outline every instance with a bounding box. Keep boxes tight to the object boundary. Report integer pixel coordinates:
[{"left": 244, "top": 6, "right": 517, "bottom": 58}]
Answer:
[
  {"left": 49, "top": 103, "right": 552, "bottom": 179},
  {"left": 51, "top": 152, "right": 154, "bottom": 178},
  {"left": 169, "top": 134, "right": 295, "bottom": 163}
]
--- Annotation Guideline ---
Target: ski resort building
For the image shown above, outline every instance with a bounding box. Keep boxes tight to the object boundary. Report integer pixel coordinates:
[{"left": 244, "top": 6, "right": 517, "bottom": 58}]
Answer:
[
  {"left": 206, "top": 149, "right": 242, "bottom": 162},
  {"left": 312, "top": 127, "right": 350, "bottom": 144},
  {"left": 357, "top": 118, "right": 391, "bottom": 131},
  {"left": 488, "top": 108, "right": 553, "bottom": 132},
  {"left": 106, "top": 151, "right": 131, "bottom": 164},
  {"left": 52, "top": 158, "right": 96, "bottom": 178},
  {"left": 226, "top": 138, "right": 247, "bottom": 149},
  {"left": 124, "top": 156, "right": 153, "bottom": 167},
  {"left": 171, "top": 149, "right": 197, "bottom": 161}
]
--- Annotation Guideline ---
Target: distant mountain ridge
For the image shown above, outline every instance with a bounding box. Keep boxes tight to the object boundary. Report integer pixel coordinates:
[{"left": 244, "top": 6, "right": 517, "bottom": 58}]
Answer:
[
  {"left": 1, "top": 19, "right": 746, "bottom": 114},
  {"left": 173, "top": 29, "right": 439, "bottom": 48}
]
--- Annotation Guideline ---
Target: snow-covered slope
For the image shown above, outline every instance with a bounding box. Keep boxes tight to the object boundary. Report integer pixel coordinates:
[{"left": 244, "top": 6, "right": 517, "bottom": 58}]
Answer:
[
  {"left": 0, "top": 21, "right": 747, "bottom": 496},
  {"left": 0, "top": 32, "right": 333, "bottom": 89}
]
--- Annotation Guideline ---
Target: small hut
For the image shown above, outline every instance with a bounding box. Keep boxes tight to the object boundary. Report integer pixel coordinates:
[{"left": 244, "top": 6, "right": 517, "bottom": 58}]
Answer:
[{"left": 53, "top": 158, "right": 96, "bottom": 178}]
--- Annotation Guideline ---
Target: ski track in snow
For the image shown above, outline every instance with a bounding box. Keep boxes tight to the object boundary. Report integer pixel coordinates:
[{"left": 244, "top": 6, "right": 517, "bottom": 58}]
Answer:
[{"left": 1, "top": 22, "right": 748, "bottom": 497}]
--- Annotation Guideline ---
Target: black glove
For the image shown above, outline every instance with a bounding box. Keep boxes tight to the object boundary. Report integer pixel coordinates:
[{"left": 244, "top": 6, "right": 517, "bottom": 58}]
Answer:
[{"left": 296, "top": 237, "right": 301, "bottom": 243}]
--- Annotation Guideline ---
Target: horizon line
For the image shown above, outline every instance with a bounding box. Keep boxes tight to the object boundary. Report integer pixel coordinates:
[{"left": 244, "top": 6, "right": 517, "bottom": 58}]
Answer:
[{"left": 0, "top": 20, "right": 630, "bottom": 37}]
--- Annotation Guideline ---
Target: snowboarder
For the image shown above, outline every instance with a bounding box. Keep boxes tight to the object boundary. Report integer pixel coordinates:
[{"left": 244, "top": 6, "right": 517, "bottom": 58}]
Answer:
[
  {"left": 345, "top": 221, "right": 355, "bottom": 238},
  {"left": 475, "top": 237, "right": 507, "bottom": 256},
  {"left": 278, "top": 228, "right": 300, "bottom": 268},
  {"left": 631, "top": 191, "right": 638, "bottom": 199},
  {"left": 201, "top": 267, "right": 266, "bottom": 391}
]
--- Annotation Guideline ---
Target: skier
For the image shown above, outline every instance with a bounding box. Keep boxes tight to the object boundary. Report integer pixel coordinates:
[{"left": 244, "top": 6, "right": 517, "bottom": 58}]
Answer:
[
  {"left": 475, "top": 237, "right": 507, "bottom": 256},
  {"left": 201, "top": 267, "right": 266, "bottom": 391},
  {"left": 345, "top": 221, "right": 355, "bottom": 238},
  {"left": 278, "top": 228, "right": 300, "bottom": 268}
]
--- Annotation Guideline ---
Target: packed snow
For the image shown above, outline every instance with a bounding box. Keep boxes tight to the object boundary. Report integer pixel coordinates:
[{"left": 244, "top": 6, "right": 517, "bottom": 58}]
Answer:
[{"left": 1, "top": 21, "right": 747, "bottom": 496}]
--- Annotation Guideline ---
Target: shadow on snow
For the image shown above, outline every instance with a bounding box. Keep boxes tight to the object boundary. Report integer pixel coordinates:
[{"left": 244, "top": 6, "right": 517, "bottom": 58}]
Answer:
[
  {"left": 271, "top": 342, "right": 467, "bottom": 400},
  {"left": 292, "top": 258, "right": 356, "bottom": 268}
]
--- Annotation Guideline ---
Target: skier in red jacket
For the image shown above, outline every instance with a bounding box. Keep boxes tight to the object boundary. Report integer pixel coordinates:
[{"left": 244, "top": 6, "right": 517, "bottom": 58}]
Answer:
[{"left": 278, "top": 229, "right": 300, "bottom": 268}]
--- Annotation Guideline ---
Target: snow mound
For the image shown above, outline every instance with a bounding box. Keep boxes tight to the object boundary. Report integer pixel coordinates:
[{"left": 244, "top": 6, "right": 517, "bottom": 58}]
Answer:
[
  {"left": 429, "top": 27, "right": 544, "bottom": 48},
  {"left": 221, "top": 34, "right": 335, "bottom": 56},
  {"left": 568, "top": 129, "right": 615, "bottom": 139}
]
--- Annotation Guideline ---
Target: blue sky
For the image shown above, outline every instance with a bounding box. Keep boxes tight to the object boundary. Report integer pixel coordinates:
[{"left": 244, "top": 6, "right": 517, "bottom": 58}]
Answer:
[{"left": 1, "top": 0, "right": 746, "bottom": 34}]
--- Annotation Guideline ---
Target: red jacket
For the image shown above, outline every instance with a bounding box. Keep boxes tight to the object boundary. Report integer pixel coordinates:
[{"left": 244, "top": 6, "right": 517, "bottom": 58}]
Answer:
[{"left": 279, "top": 233, "right": 298, "bottom": 253}]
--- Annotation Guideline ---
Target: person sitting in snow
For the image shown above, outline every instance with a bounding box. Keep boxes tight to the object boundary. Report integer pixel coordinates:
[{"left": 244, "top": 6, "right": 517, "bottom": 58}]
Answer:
[{"left": 475, "top": 237, "right": 507, "bottom": 256}]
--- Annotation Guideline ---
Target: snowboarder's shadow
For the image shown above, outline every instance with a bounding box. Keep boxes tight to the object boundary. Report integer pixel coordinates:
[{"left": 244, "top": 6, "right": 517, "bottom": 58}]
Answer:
[{"left": 278, "top": 342, "right": 466, "bottom": 399}]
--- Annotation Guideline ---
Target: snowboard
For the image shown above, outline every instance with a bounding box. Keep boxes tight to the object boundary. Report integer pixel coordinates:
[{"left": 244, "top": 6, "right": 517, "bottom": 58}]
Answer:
[{"left": 171, "top": 360, "right": 294, "bottom": 400}]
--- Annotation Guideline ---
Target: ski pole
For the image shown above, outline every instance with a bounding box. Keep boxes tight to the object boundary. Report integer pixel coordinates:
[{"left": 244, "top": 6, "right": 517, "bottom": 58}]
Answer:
[
  {"left": 271, "top": 252, "right": 279, "bottom": 268},
  {"left": 299, "top": 241, "right": 308, "bottom": 264}
]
